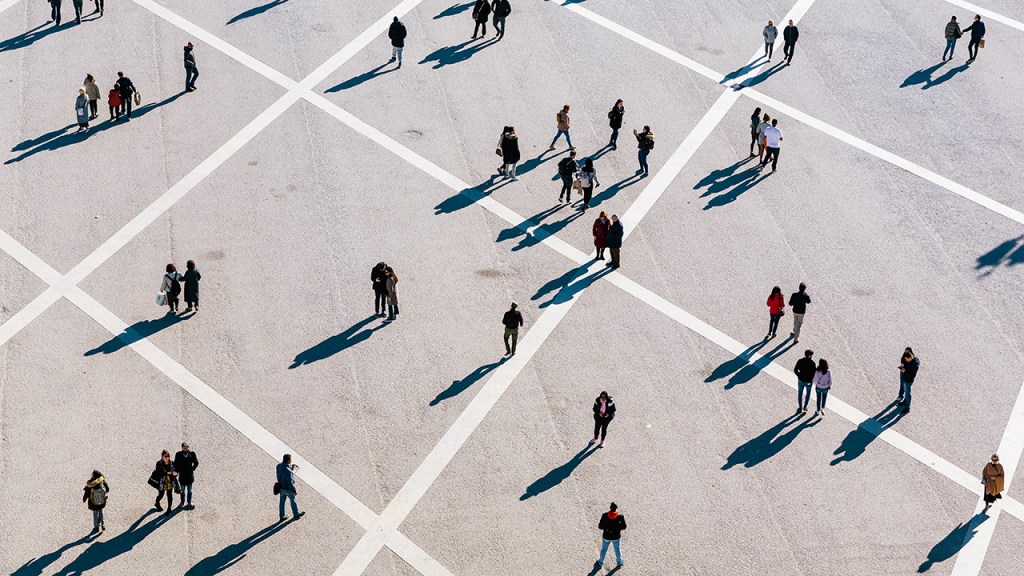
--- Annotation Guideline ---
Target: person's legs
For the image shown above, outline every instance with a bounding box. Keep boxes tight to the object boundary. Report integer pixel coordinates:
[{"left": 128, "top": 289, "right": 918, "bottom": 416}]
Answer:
[
  {"left": 969, "top": 40, "right": 979, "bottom": 60},
  {"left": 612, "top": 539, "right": 622, "bottom": 565},
  {"left": 598, "top": 538, "right": 610, "bottom": 564},
  {"left": 93, "top": 509, "right": 102, "bottom": 530},
  {"left": 593, "top": 418, "right": 601, "bottom": 441},
  {"left": 565, "top": 130, "right": 573, "bottom": 149},
  {"left": 598, "top": 419, "right": 609, "bottom": 441},
  {"left": 582, "top": 186, "right": 593, "bottom": 209},
  {"left": 771, "top": 147, "right": 780, "bottom": 171},
  {"left": 508, "top": 162, "right": 517, "bottom": 178},
  {"left": 820, "top": 389, "right": 829, "bottom": 410},
  {"left": 287, "top": 491, "right": 299, "bottom": 516},
  {"left": 560, "top": 175, "right": 572, "bottom": 201},
  {"left": 903, "top": 381, "right": 912, "bottom": 410},
  {"left": 610, "top": 127, "right": 618, "bottom": 147},
  {"left": 89, "top": 99, "right": 97, "bottom": 117},
  {"left": 182, "top": 482, "right": 193, "bottom": 505},
  {"left": 815, "top": 389, "right": 824, "bottom": 413},
  {"left": 503, "top": 328, "right": 512, "bottom": 354},
  {"left": 73, "top": 1, "right": 81, "bottom": 23},
  {"left": 943, "top": 38, "right": 956, "bottom": 60},
  {"left": 510, "top": 329, "right": 518, "bottom": 355},
  {"left": 279, "top": 491, "right": 287, "bottom": 519},
  {"left": 388, "top": 302, "right": 396, "bottom": 321},
  {"left": 396, "top": 47, "right": 403, "bottom": 65},
  {"left": 124, "top": 95, "right": 133, "bottom": 118},
  {"left": 897, "top": 376, "right": 906, "bottom": 401},
  {"left": 550, "top": 130, "right": 565, "bottom": 148},
  {"left": 792, "top": 313, "right": 804, "bottom": 339},
  {"left": 764, "top": 41, "right": 770, "bottom": 57},
  {"left": 610, "top": 247, "right": 620, "bottom": 268},
  {"left": 495, "top": 17, "right": 505, "bottom": 38},
  {"left": 768, "top": 313, "right": 779, "bottom": 336}
]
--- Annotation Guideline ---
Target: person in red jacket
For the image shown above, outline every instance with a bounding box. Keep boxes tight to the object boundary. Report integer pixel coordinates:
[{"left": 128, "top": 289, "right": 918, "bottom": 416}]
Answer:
[
  {"left": 592, "top": 212, "right": 610, "bottom": 260},
  {"left": 107, "top": 87, "right": 121, "bottom": 121},
  {"left": 766, "top": 285, "right": 785, "bottom": 338}
]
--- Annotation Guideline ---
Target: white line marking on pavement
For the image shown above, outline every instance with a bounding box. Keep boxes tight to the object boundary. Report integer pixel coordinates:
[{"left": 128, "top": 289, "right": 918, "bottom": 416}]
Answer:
[
  {"left": 950, "top": 377, "right": 1024, "bottom": 575},
  {"left": 941, "top": 0, "right": 1024, "bottom": 34},
  {"left": 0, "top": 0, "right": 23, "bottom": 17},
  {"left": 0, "top": 288, "right": 62, "bottom": 347}
]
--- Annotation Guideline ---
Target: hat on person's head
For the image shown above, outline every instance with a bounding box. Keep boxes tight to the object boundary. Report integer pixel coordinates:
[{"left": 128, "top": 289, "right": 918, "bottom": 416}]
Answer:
[{"left": 181, "top": 441, "right": 190, "bottom": 448}]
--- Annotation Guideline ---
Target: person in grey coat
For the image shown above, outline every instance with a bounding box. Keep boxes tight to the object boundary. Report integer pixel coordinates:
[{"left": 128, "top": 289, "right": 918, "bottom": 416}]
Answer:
[
  {"left": 943, "top": 16, "right": 962, "bottom": 61},
  {"left": 75, "top": 89, "right": 90, "bottom": 133},
  {"left": 763, "top": 20, "right": 778, "bottom": 60}
]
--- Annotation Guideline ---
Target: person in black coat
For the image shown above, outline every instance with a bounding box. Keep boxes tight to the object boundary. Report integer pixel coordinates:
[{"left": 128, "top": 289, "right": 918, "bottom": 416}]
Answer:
[
  {"left": 372, "top": 262, "right": 388, "bottom": 317},
  {"left": 557, "top": 150, "right": 578, "bottom": 204},
  {"left": 183, "top": 259, "right": 201, "bottom": 312},
  {"left": 499, "top": 126, "right": 521, "bottom": 180},
  {"left": 607, "top": 99, "right": 624, "bottom": 149},
  {"left": 782, "top": 19, "right": 799, "bottom": 64},
  {"left": 596, "top": 502, "right": 626, "bottom": 567},
  {"left": 184, "top": 42, "right": 199, "bottom": 92},
  {"left": 963, "top": 15, "right": 986, "bottom": 62},
  {"left": 605, "top": 215, "right": 623, "bottom": 269},
  {"left": 471, "top": 0, "right": 491, "bottom": 39},
  {"left": 115, "top": 71, "right": 136, "bottom": 120},
  {"left": 174, "top": 442, "right": 199, "bottom": 508},
  {"left": 152, "top": 450, "right": 178, "bottom": 515},
  {"left": 590, "top": 391, "right": 616, "bottom": 447},
  {"left": 491, "top": 0, "right": 511, "bottom": 39},
  {"left": 388, "top": 16, "right": 407, "bottom": 67},
  {"left": 49, "top": 0, "right": 62, "bottom": 26}
]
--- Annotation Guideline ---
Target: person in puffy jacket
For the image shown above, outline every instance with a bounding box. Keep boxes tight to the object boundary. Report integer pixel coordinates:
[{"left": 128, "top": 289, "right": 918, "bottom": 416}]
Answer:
[
  {"left": 107, "top": 87, "right": 121, "bottom": 121},
  {"left": 590, "top": 391, "right": 616, "bottom": 447},
  {"left": 607, "top": 99, "right": 624, "bottom": 149},
  {"left": 83, "top": 470, "right": 109, "bottom": 533},
  {"left": 766, "top": 286, "right": 785, "bottom": 338},
  {"left": 388, "top": 16, "right": 407, "bottom": 67},
  {"left": 498, "top": 126, "right": 521, "bottom": 180},
  {"left": 596, "top": 502, "right": 626, "bottom": 568},
  {"left": 943, "top": 16, "right": 961, "bottom": 61},
  {"left": 471, "top": 0, "right": 490, "bottom": 39}
]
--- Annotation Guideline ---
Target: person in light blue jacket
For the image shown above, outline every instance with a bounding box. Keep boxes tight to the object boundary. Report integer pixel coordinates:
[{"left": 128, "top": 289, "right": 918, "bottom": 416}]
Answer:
[{"left": 75, "top": 88, "right": 90, "bottom": 133}]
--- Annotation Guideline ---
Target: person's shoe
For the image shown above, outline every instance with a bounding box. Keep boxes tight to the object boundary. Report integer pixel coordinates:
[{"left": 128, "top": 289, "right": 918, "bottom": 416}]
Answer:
[
  {"left": 611, "top": 145, "right": 617, "bottom": 150},
  {"left": 397, "top": 63, "right": 401, "bottom": 69},
  {"left": 896, "top": 398, "right": 904, "bottom": 405},
  {"left": 900, "top": 409, "right": 910, "bottom": 414},
  {"left": 589, "top": 438, "right": 598, "bottom": 444},
  {"left": 279, "top": 516, "right": 287, "bottom": 522},
  {"left": 164, "top": 510, "right": 171, "bottom": 516},
  {"left": 100, "top": 523, "right": 105, "bottom": 532},
  {"left": 813, "top": 411, "right": 819, "bottom": 416},
  {"left": 794, "top": 339, "right": 799, "bottom": 344},
  {"left": 90, "top": 527, "right": 98, "bottom": 535},
  {"left": 569, "top": 147, "right": 576, "bottom": 151},
  {"left": 597, "top": 255, "right": 604, "bottom": 260},
  {"left": 598, "top": 441, "right": 605, "bottom": 448},
  {"left": 802, "top": 407, "right": 808, "bottom": 413},
  {"left": 547, "top": 146, "right": 555, "bottom": 151},
  {"left": 295, "top": 511, "right": 306, "bottom": 520},
  {"left": 155, "top": 503, "right": 163, "bottom": 511},
  {"left": 388, "top": 57, "right": 396, "bottom": 63},
  {"left": 511, "top": 176, "right": 518, "bottom": 181},
  {"left": 820, "top": 411, "right": 826, "bottom": 418}
]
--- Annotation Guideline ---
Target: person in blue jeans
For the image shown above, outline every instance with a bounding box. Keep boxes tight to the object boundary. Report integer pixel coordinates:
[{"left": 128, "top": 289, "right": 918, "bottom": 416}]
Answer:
[
  {"left": 793, "top": 349, "right": 816, "bottom": 414},
  {"left": 276, "top": 454, "right": 306, "bottom": 522},
  {"left": 596, "top": 502, "right": 626, "bottom": 568},
  {"left": 184, "top": 42, "right": 199, "bottom": 92},
  {"left": 813, "top": 359, "right": 832, "bottom": 417},
  {"left": 943, "top": 16, "right": 961, "bottom": 61},
  {"left": 548, "top": 105, "right": 574, "bottom": 151},
  {"left": 633, "top": 126, "right": 654, "bottom": 176},
  {"left": 897, "top": 347, "right": 919, "bottom": 414}
]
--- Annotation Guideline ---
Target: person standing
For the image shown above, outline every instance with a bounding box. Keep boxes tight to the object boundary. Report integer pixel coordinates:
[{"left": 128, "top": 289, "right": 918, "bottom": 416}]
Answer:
[
  {"left": 161, "top": 263, "right": 184, "bottom": 313},
  {"left": 794, "top": 349, "right": 816, "bottom": 413},
  {"left": 502, "top": 302, "right": 523, "bottom": 356},
  {"left": 115, "top": 72, "right": 136, "bottom": 120},
  {"left": 93, "top": 0, "right": 103, "bottom": 16},
  {"left": 174, "top": 442, "right": 199, "bottom": 509},
  {"left": 607, "top": 100, "right": 624, "bottom": 150},
  {"left": 372, "top": 262, "right": 388, "bottom": 317},
  {"left": 548, "top": 105, "right": 574, "bottom": 151},
  {"left": 183, "top": 260, "right": 201, "bottom": 312},
  {"left": 596, "top": 503, "right": 626, "bottom": 568},
  {"left": 963, "top": 15, "right": 985, "bottom": 62},
  {"left": 813, "top": 359, "right": 831, "bottom": 417},
  {"left": 593, "top": 211, "right": 610, "bottom": 260},
  {"left": 982, "top": 454, "right": 1005, "bottom": 513},
  {"left": 782, "top": 19, "right": 799, "bottom": 64},
  {"left": 633, "top": 126, "right": 654, "bottom": 177},
  {"left": 83, "top": 470, "right": 109, "bottom": 534},
  {"left": 276, "top": 454, "right": 305, "bottom": 522},
  {"left": 184, "top": 42, "right": 199, "bottom": 92},
  {"left": 385, "top": 266, "right": 399, "bottom": 322},
  {"left": 471, "top": 0, "right": 490, "bottom": 39},
  {"left": 388, "top": 16, "right": 406, "bottom": 67},
  {"left": 500, "top": 126, "right": 521, "bottom": 181},
  {"left": 72, "top": 0, "right": 83, "bottom": 24},
  {"left": 152, "top": 450, "right": 177, "bottom": 515},
  {"left": 492, "top": 0, "right": 511, "bottom": 40},
  {"left": 763, "top": 20, "right": 778, "bottom": 60},
  {"left": 49, "top": 0, "right": 62, "bottom": 26},
  {"left": 84, "top": 75, "right": 100, "bottom": 119},
  {"left": 590, "top": 391, "right": 615, "bottom": 447},
  {"left": 578, "top": 158, "right": 599, "bottom": 211},
  {"left": 606, "top": 215, "right": 623, "bottom": 269},
  {"left": 766, "top": 286, "right": 785, "bottom": 338},
  {"left": 107, "top": 85, "right": 121, "bottom": 121},
  {"left": 943, "top": 16, "right": 962, "bottom": 61},
  {"left": 788, "top": 282, "right": 810, "bottom": 343},
  {"left": 557, "top": 150, "right": 578, "bottom": 203},
  {"left": 75, "top": 89, "right": 90, "bottom": 133},
  {"left": 756, "top": 112, "right": 771, "bottom": 163},
  {"left": 897, "top": 347, "right": 919, "bottom": 414},
  {"left": 749, "top": 107, "right": 762, "bottom": 156},
  {"left": 760, "top": 118, "right": 783, "bottom": 172}
]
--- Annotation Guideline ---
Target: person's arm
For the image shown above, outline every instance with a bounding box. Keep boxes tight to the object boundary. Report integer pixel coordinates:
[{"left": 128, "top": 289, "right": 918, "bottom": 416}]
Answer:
[
  {"left": 195, "top": 271, "right": 201, "bottom": 282},
  {"left": 192, "top": 453, "right": 199, "bottom": 472},
  {"left": 620, "top": 516, "right": 627, "bottom": 530},
  {"left": 518, "top": 311, "right": 524, "bottom": 327}
]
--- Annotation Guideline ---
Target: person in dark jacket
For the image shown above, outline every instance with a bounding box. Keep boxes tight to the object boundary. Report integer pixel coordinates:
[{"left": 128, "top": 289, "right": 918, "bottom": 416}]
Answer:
[
  {"left": 491, "top": 0, "right": 511, "bottom": 39},
  {"left": 963, "top": 14, "right": 985, "bottom": 62},
  {"left": 897, "top": 347, "right": 920, "bottom": 414},
  {"left": 943, "top": 16, "right": 962, "bottom": 61},
  {"left": 593, "top": 211, "right": 610, "bottom": 260},
  {"left": 557, "top": 149, "right": 578, "bottom": 204},
  {"left": 502, "top": 302, "right": 524, "bottom": 356},
  {"left": 607, "top": 99, "right": 624, "bottom": 149},
  {"left": 794, "top": 349, "right": 816, "bottom": 413},
  {"left": 173, "top": 442, "right": 199, "bottom": 508},
  {"left": 633, "top": 126, "right": 654, "bottom": 176},
  {"left": 596, "top": 502, "right": 626, "bottom": 568},
  {"left": 782, "top": 19, "right": 799, "bottom": 64},
  {"left": 499, "top": 126, "right": 521, "bottom": 180},
  {"left": 152, "top": 450, "right": 177, "bottom": 515},
  {"left": 184, "top": 42, "right": 199, "bottom": 92},
  {"left": 766, "top": 286, "right": 785, "bottom": 338},
  {"left": 83, "top": 470, "right": 109, "bottom": 533},
  {"left": 372, "top": 262, "right": 388, "bottom": 317},
  {"left": 578, "top": 157, "right": 599, "bottom": 211},
  {"left": 115, "top": 72, "right": 135, "bottom": 120},
  {"left": 183, "top": 259, "right": 201, "bottom": 312},
  {"left": 471, "top": 0, "right": 490, "bottom": 39},
  {"left": 49, "top": 0, "right": 62, "bottom": 26},
  {"left": 276, "top": 454, "right": 305, "bottom": 521},
  {"left": 788, "top": 282, "right": 810, "bottom": 343},
  {"left": 388, "top": 16, "right": 407, "bottom": 67},
  {"left": 606, "top": 215, "right": 623, "bottom": 269},
  {"left": 749, "top": 106, "right": 762, "bottom": 156},
  {"left": 590, "top": 391, "right": 616, "bottom": 447}
]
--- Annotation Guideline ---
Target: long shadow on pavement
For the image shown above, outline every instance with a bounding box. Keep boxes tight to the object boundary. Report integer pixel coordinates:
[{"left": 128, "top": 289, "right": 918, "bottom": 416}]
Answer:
[
  {"left": 532, "top": 265, "right": 613, "bottom": 309},
  {"left": 699, "top": 162, "right": 772, "bottom": 210},
  {"left": 433, "top": 2, "right": 474, "bottom": 19},
  {"left": 53, "top": 510, "right": 170, "bottom": 575},
  {"left": 85, "top": 310, "right": 195, "bottom": 356},
  {"left": 430, "top": 358, "right": 507, "bottom": 406},
  {"left": 520, "top": 445, "right": 597, "bottom": 500},
  {"left": 11, "top": 534, "right": 95, "bottom": 576},
  {"left": 0, "top": 22, "right": 64, "bottom": 53},
  {"left": 721, "top": 412, "right": 818, "bottom": 469},
  {"left": 420, "top": 37, "right": 499, "bottom": 69},
  {"left": 434, "top": 174, "right": 512, "bottom": 214},
  {"left": 725, "top": 336, "right": 794, "bottom": 389},
  {"left": 324, "top": 63, "right": 396, "bottom": 92},
  {"left": 918, "top": 514, "right": 988, "bottom": 573},
  {"left": 742, "top": 61, "right": 788, "bottom": 88},
  {"left": 289, "top": 315, "right": 386, "bottom": 368},
  {"left": 976, "top": 235, "right": 1024, "bottom": 277},
  {"left": 497, "top": 203, "right": 585, "bottom": 252},
  {"left": 227, "top": 0, "right": 289, "bottom": 25},
  {"left": 705, "top": 335, "right": 793, "bottom": 389},
  {"left": 589, "top": 173, "right": 644, "bottom": 209},
  {"left": 830, "top": 401, "right": 906, "bottom": 465},
  {"left": 184, "top": 520, "right": 291, "bottom": 575}
]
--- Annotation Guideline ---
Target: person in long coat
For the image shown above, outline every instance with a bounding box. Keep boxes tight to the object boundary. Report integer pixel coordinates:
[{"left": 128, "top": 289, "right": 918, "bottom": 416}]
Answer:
[
  {"left": 152, "top": 450, "right": 177, "bottom": 515},
  {"left": 183, "top": 259, "right": 201, "bottom": 312},
  {"left": 593, "top": 212, "right": 610, "bottom": 260},
  {"left": 500, "top": 126, "right": 521, "bottom": 181},
  {"left": 983, "top": 454, "right": 1005, "bottom": 512},
  {"left": 606, "top": 215, "right": 623, "bottom": 269},
  {"left": 75, "top": 88, "right": 90, "bottom": 133},
  {"left": 84, "top": 74, "right": 100, "bottom": 119},
  {"left": 385, "top": 267, "right": 399, "bottom": 321},
  {"left": 471, "top": 0, "right": 490, "bottom": 39}
]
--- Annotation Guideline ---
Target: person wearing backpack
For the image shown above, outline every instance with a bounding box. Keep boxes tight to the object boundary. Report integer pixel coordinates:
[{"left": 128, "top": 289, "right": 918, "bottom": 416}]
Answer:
[
  {"left": 83, "top": 470, "right": 109, "bottom": 533},
  {"left": 607, "top": 99, "right": 624, "bottom": 149},
  {"left": 557, "top": 149, "right": 579, "bottom": 204},
  {"left": 491, "top": 0, "right": 511, "bottom": 40},
  {"left": 160, "top": 263, "right": 185, "bottom": 313},
  {"left": 633, "top": 126, "right": 654, "bottom": 177}
]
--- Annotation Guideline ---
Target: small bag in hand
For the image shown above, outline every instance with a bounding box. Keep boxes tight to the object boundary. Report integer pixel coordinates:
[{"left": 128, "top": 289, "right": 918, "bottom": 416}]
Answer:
[
  {"left": 495, "top": 147, "right": 503, "bottom": 156},
  {"left": 273, "top": 482, "right": 281, "bottom": 495},
  {"left": 156, "top": 292, "right": 167, "bottom": 306},
  {"left": 133, "top": 92, "right": 142, "bottom": 106},
  {"left": 980, "top": 38, "right": 986, "bottom": 49}
]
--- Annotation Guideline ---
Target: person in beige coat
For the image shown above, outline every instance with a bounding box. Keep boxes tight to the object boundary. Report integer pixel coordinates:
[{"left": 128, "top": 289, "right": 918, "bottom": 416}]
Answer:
[
  {"left": 983, "top": 454, "right": 1005, "bottom": 512},
  {"left": 548, "top": 104, "right": 575, "bottom": 151},
  {"left": 385, "top": 266, "right": 399, "bottom": 321},
  {"left": 84, "top": 74, "right": 101, "bottom": 119}
]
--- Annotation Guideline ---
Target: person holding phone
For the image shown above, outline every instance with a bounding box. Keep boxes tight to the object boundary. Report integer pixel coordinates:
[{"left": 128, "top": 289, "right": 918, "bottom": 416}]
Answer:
[{"left": 276, "top": 454, "right": 305, "bottom": 521}]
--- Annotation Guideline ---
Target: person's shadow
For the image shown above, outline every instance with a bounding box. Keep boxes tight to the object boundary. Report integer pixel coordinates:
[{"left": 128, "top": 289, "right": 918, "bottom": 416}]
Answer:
[
  {"left": 11, "top": 534, "right": 94, "bottom": 576},
  {"left": 184, "top": 521, "right": 291, "bottom": 574},
  {"left": 420, "top": 37, "right": 499, "bottom": 69},
  {"left": 701, "top": 166, "right": 772, "bottom": 210},
  {"left": 434, "top": 174, "right": 512, "bottom": 215},
  {"left": 0, "top": 22, "right": 64, "bottom": 53},
  {"left": 704, "top": 338, "right": 771, "bottom": 384},
  {"left": 918, "top": 514, "right": 988, "bottom": 572},
  {"left": 53, "top": 510, "right": 171, "bottom": 575},
  {"left": 520, "top": 445, "right": 597, "bottom": 500},
  {"left": 324, "top": 63, "right": 396, "bottom": 92},
  {"left": 830, "top": 401, "right": 906, "bottom": 465},
  {"left": 976, "top": 235, "right": 1024, "bottom": 277},
  {"left": 588, "top": 173, "right": 644, "bottom": 209},
  {"left": 532, "top": 265, "right": 613, "bottom": 309},
  {"left": 226, "top": 0, "right": 289, "bottom": 25},
  {"left": 721, "top": 412, "right": 818, "bottom": 469},
  {"left": 900, "top": 61, "right": 947, "bottom": 89},
  {"left": 741, "top": 61, "right": 788, "bottom": 88},
  {"left": 84, "top": 310, "right": 196, "bottom": 356},
  {"left": 289, "top": 315, "right": 385, "bottom": 368},
  {"left": 433, "top": 2, "right": 474, "bottom": 19},
  {"left": 724, "top": 336, "right": 794, "bottom": 389},
  {"left": 430, "top": 359, "right": 506, "bottom": 405}
]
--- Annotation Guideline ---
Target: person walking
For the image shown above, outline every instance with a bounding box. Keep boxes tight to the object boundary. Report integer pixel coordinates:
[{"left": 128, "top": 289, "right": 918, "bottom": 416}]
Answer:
[
  {"left": 963, "top": 15, "right": 985, "bottom": 62},
  {"left": 388, "top": 16, "right": 407, "bottom": 67},
  {"left": 173, "top": 442, "right": 199, "bottom": 509},
  {"left": 502, "top": 302, "right": 523, "bottom": 356},
  {"left": 93, "top": 0, "right": 102, "bottom": 16},
  {"left": 499, "top": 126, "right": 521, "bottom": 180},
  {"left": 606, "top": 215, "right": 623, "bottom": 269},
  {"left": 794, "top": 349, "right": 816, "bottom": 413},
  {"left": 578, "top": 158, "right": 599, "bottom": 211},
  {"left": 84, "top": 74, "right": 100, "bottom": 119},
  {"left": 548, "top": 105, "right": 574, "bottom": 151},
  {"left": 813, "top": 359, "right": 831, "bottom": 416},
  {"left": 557, "top": 149, "right": 578, "bottom": 203},
  {"left": 763, "top": 20, "right": 778, "bottom": 60},
  {"left": 593, "top": 211, "right": 610, "bottom": 260},
  {"left": 49, "top": 0, "right": 62, "bottom": 26},
  {"left": 788, "top": 282, "right": 810, "bottom": 343},
  {"left": 184, "top": 42, "right": 199, "bottom": 92},
  {"left": 782, "top": 19, "right": 799, "bottom": 64},
  {"left": 943, "top": 16, "right": 962, "bottom": 61},
  {"left": 897, "top": 347, "right": 919, "bottom": 414},
  {"left": 633, "top": 125, "right": 654, "bottom": 177},
  {"left": 759, "top": 118, "right": 783, "bottom": 172},
  {"left": 982, "top": 454, "right": 1005, "bottom": 512},
  {"left": 115, "top": 72, "right": 136, "bottom": 120},
  {"left": 607, "top": 100, "right": 624, "bottom": 150},
  {"left": 183, "top": 260, "right": 201, "bottom": 312},
  {"left": 151, "top": 450, "right": 177, "bottom": 515},
  {"left": 107, "top": 85, "right": 121, "bottom": 121},
  {"left": 161, "top": 263, "right": 184, "bottom": 313},
  {"left": 276, "top": 454, "right": 305, "bottom": 522},
  {"left": 385, "top": 266, "right": 399, "bottom": 321},
  {"left": 75, "top": 89, "right": 90, "bottom": 133},
  {"left": 596, "top": 502, "right": 626, "bottom": 568},
  {"left": 471, "top": 0, "right": 490, "bottom": 40},
  {"left": 766, "top": 286, "right": 785, "bottom": 338},
  {"left": 590, "top": 391, "right": 615, "bottom": 447},
  {"left": 83, "top": 470, "right": 109, "bottom": 534},
  {"left": 491, "top": 0, "right": 511, "bottom": 40},
  {"left": 72, "top": 0, "right": 83, "bottom": 24},
  {"left": 749, "top": 107, "right": 762, "bottom": 156},
  {"left": 756, "top": 112, "right": 771, "bottom": 163}
]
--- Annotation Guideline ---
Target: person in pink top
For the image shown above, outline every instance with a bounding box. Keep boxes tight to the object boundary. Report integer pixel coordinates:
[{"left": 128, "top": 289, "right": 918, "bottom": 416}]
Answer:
[
  {"left": 813, "top": 359, "right": 832, "bottom": 417},
  {"left": 766, "top": 286, "right": 786, "bottom": 338},
  {"left": 591, "top": 391, "right": 616, "bottom": 448}
]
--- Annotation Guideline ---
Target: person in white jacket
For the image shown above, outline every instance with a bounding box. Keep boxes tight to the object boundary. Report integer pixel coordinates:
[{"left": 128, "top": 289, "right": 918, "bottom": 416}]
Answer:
[
  {"left": 763, "top": 20, "right": 778, "bottom": 60},
  {"left": 160, "top": 263, "right": 185, "bottom": 314}
]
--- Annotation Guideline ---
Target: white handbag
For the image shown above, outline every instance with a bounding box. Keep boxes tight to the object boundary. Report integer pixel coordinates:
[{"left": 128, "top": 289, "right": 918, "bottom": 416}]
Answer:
[{"left": 156, "top": 292, "right": 167, "bottom": 306}]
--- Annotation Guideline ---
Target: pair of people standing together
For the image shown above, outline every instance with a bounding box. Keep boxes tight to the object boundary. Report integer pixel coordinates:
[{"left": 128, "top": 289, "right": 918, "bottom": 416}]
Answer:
[
  {"left": 160, "top": 261, "right": 201, "bottom": 313},
  {"left": 148, "top": 444, "right": 199, "bottom": 516},
  {"left": 794, "top": 350, "right": 832, "bottom": 415},
  {"left": 371, "top": 262, "right": 400, "bottom": 321},
  {"left": 592, "top": 211, "right": 623, "bottom": 268}
]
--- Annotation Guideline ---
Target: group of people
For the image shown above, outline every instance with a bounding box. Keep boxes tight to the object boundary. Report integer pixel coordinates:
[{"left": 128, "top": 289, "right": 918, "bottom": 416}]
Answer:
[
  {"left": 159, "top": 261, "right": 202, "bottom": 314},
  {"left": 371, "top": 262, "right": 400, "bottom": 321},
  {"left": 75, "top": 72, "right": 136, "bottom": 133},
  {"left": 47, "top": 0, "right": 103, "bottom": 26},
  {"left": 749, "top": 107, "right": 784, "bottom": 172}
]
